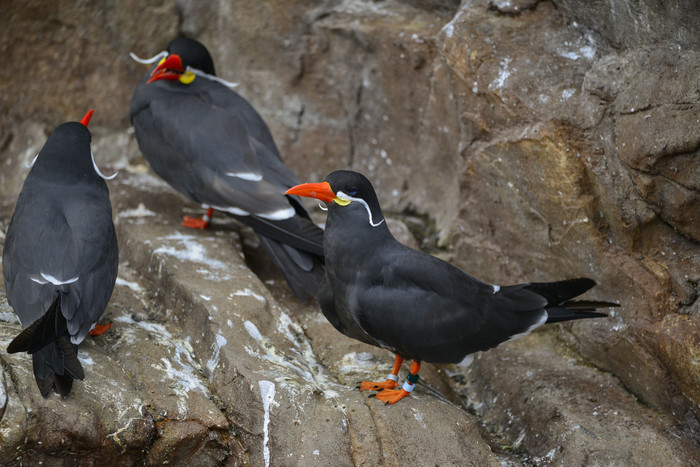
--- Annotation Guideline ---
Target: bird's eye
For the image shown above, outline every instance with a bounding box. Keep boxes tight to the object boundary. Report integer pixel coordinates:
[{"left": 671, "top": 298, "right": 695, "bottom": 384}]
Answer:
[{"left": 347, "top": 188, "right": 358, "bottom": 197}]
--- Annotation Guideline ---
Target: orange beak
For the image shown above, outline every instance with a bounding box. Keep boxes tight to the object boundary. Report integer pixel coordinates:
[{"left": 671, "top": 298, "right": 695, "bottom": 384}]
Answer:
[
  {"left": 80, "top": 109, "right": 94, "bottom": 127},
  {"left": 148, "top": 54, "right": 185, "bottom": 83},
  {"left": 286, "top": 181, "right": 336, "bottom": 203}
]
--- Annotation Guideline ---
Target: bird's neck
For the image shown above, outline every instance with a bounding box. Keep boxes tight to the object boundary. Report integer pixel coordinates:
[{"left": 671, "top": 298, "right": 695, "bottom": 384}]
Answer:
[{"left": 324, "top": 208, "right": 393, "bottom": 267}]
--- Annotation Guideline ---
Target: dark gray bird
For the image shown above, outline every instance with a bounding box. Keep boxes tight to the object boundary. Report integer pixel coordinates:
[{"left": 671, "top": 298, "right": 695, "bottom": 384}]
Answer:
[
  {"left": 129, "top": 37, "right": 323, "bottom": 300},
  {"left": 4, "top": 110, "right": 119, "bottom": 397},
  {"left": 287, "top": 170, "right": 617, "bottom": 404}
]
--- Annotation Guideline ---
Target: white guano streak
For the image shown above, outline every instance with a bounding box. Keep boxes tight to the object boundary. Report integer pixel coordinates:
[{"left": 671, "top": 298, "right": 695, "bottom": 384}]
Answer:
[{"left": 259, "top": 380, "right": 276, "bottom": 467}]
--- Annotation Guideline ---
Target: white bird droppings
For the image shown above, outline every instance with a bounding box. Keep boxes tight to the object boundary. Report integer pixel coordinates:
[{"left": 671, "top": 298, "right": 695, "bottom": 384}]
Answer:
[
  {"left": 259, "top": 380, "right": 277, "bottom": 467},
  {"left": 233, "top": 288, "right": 267, "bottom": 303},
  {"left": 117, "top": 203, "right": 156, "bottom": 219},
  {"left": 244, "top": 320, "right": 264, "bottom": 342}
]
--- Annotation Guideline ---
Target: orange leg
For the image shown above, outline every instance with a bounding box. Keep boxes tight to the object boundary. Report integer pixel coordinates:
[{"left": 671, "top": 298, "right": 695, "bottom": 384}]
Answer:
[
  {"left": 182, "top": 207, "right": 214, "bottom": 229},
  {"left": 375, "top": 361, "right": 421, "bottom": 405},
  {"left": 88, "top": 322, "right": 111, "bottom": 336},
  {"left": 358, "top": 354, "right": 403, "bottom": 391}
]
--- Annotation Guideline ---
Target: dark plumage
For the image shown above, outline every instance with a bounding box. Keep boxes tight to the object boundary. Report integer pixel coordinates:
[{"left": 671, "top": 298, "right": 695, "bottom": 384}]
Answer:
[
  {"left": 3, "top": 110, "right": 119, "bottom": 397},
  {"left": 287, "top": 170, "right": 618, "bottom": 404},
  {"left": 129, "top": 37, "right": 323, "bottom": 300}
]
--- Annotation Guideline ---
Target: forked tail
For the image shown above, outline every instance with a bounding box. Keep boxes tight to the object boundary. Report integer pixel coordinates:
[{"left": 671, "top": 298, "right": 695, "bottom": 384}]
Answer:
[
  {"left": 7, "top": 296, "right": 85, "bottom": 397},
  {"left": 526, "top": 278, "right": 619, "bottom": 323}
]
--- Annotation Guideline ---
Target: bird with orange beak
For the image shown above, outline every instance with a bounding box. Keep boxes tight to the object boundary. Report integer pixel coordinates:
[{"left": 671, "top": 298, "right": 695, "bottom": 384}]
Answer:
[
  {"left": 129, "top": 38, "right": 324, "bottom": 300},
  {"left": 4, "top": 110, "right": 118, "bottom": 397},
  {"left": 287, "top": 170, "right": 617, "bottom": 404}
]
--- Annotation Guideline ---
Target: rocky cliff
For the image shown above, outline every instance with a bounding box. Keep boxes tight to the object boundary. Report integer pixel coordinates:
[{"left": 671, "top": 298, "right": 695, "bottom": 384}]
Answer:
[{"left": 1, "top": 0, "right": 698, "bottom": 464}]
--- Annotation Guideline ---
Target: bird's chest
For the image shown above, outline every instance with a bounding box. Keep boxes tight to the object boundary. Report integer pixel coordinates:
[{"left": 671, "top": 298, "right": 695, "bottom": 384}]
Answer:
[
  {"left": 325, "top": 233, "right": 382, "bottom": 322},
  {"left": 324, "top": 225, "right": 375, "bottom": 288}
]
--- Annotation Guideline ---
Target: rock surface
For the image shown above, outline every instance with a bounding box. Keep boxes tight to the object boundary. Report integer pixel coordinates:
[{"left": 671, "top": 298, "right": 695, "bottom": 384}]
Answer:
[{"left": 1, "top": 0, "right": 699, "bottom": 464}]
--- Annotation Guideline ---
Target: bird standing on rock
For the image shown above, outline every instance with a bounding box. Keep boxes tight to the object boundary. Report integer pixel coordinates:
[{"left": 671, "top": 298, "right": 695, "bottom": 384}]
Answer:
[
  {"left": 129, "top": 37, "right": 323, "bottom": 300},
  {"left": 286, "top": 170, "right": 618, "bottom": 404},
  {"left": 3, "top": 110, "right": 119, "bottom": 398}
]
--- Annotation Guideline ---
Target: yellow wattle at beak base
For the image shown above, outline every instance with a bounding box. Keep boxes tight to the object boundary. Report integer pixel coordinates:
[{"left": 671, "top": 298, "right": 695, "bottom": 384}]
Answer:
[
  {"left": 333, "top": 196, "right": 351, "bottom": 206},
  {"left": 179, "top": 71, "right": 196, "bottom": 84}
]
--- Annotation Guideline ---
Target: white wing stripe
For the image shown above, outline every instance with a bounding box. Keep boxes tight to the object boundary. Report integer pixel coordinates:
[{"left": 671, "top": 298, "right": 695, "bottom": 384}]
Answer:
[
  {"left": 259, "top": 207, "right": 296, "bottom": 220},
  {"left": 26, "top": 153, "right": 39, "bottom": 168},
  {"left": 30, "top": 273, "right": 79, "bottom": 285},
  {"left": 225, "top": 171, "right": 263, "bottom": 181},
  {"left": 210, "top": 205, "right": 295, "bottom": 220}
]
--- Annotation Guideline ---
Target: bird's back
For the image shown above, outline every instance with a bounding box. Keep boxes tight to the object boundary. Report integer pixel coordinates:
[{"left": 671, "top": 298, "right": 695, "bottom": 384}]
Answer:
[
  {"left": 323, "top": 234, "right": 549, "bottom": 363},
  {"left": 3, "top": 172, "right": 118, "bottom": 343}
]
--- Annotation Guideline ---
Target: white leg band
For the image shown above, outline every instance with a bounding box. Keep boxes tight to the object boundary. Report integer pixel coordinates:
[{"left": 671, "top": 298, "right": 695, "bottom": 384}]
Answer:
[
  {"left": 202, "top": 214, "right": 211, "bottom": 222},
  {"left": 386, "top": 374, "right": 399, "bottom": 382},
  {"left": 402, "top": 381, "right": 415, "bottom": 393}
]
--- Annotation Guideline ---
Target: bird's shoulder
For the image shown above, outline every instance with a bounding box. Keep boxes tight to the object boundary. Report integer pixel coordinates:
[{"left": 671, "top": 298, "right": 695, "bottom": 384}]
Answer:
[
  {"left": 372, "top": 242, "right": 490, "bottom": 300},
  {"left": 6, "top": 182, "right": 116, "bottom": 273}
]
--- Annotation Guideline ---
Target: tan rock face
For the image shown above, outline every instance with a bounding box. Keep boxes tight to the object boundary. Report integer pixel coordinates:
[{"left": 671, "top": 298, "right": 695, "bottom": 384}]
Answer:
[{"left": 1, "top": 0, "right": 699, "bottom": 463}]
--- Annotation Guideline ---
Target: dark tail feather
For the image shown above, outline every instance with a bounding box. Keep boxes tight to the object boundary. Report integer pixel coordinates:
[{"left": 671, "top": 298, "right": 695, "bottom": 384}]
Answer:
[
  {"left": 233, "top": 214, "right": 325, "bottom": 257},
  {"left": 31, "top": 338, "right": 84, "bottom": 398},
  {"left": 560, "top": 299, "right": 620, "bottom": 311},
  {"left": 7, "top": 296, "right": 65, "bottom": 354},
  {"left": 6, "top": 316, "right": 41, "bottom": 353},
  {"left": 59, "top": 337, "right": 85, "bottom": 380},
  {"left": 257, "top": 234, "right": 324, "bottom": 300},
  {"left": 526, "top": 278, "right": 596, "bottom": 306},
  {"left": 10, "top": 296, "right": 84, "bottom": 397},
  {"left": 53, "top": 374, "right": 75, "bottom": 397},
  {"left": 34, "top": 368, "right": 55, "bottom": 398},
  {"left": 528, "top": 277, "right": 619, "bottom": 324},
  {"left": 545, "top": 306, "right": 609, "bottom": 323}
]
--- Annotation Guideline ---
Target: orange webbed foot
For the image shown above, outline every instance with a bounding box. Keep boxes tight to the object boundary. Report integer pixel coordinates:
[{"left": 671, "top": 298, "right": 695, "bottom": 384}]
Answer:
[
  {"left": 357, "top": 378, "right": 399, "bottom": 392},
  {"left": 181, "top": 216, "right": 210, "bottom": 229},
  {"left": 373, "top": 388, "right": 411, "bottom": 405},
  {"left": 88, "top": 322, "right": 111, "bottom": 336}
]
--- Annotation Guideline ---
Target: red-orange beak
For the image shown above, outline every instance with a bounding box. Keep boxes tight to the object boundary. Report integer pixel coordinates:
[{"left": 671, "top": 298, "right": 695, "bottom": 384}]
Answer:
[
  {"left": 80, "top": 109, "right": 94, "bottom": 127},
  {"left": 286, "top": 181, "right": 336, "bottom": 203},
  {"left": 148, "top": 54, "right": 185, "bottom": 83}
]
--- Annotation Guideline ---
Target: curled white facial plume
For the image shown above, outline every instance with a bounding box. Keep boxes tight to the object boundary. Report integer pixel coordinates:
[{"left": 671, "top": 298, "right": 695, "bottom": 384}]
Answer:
[
  {"left": 128, "top": 51, "right": 168, "bottom": 64},
  {"left": 91, "top": 151, "right": 117, "bottom": 180}
]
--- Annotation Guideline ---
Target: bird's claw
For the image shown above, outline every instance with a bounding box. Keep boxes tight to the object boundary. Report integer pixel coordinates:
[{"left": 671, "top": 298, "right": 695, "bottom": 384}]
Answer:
[
  {"left": 374, "top": 388, "right": 411, "bottom": 405},
  {"left": 181, "top": 216, "right": 210, "bottom": 229},
  {"left": 357, "top": 379, "right": 399, "bottom": 392},
  {"left": 88, "top": 322, "right": 112, "bottom": 337}
]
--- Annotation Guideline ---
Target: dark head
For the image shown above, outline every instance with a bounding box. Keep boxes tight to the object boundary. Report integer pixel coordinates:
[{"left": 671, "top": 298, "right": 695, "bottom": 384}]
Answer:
[
  {"left": 30, "top": 110, "right": 109, "bottom": 184},
  {"left": 148, "top": 38, "right": 215, "bottom": 84},
  {"left": 286, "top": 170, "right": 385, "bottom": 228},
  {"left": 167, "top": 38, "right": 215, "bottom": 75}
]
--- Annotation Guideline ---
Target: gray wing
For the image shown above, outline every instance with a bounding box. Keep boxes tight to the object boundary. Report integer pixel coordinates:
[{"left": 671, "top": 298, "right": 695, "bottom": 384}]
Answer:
[
  {"left": 131, "top": 81, "right": 300, "bottom": 218},
  {"left": 356, "top": 246, "right": 546, "bottom": 363},
  {"left": 3, "top": 182, "right": 118, "bottom": 344}
]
